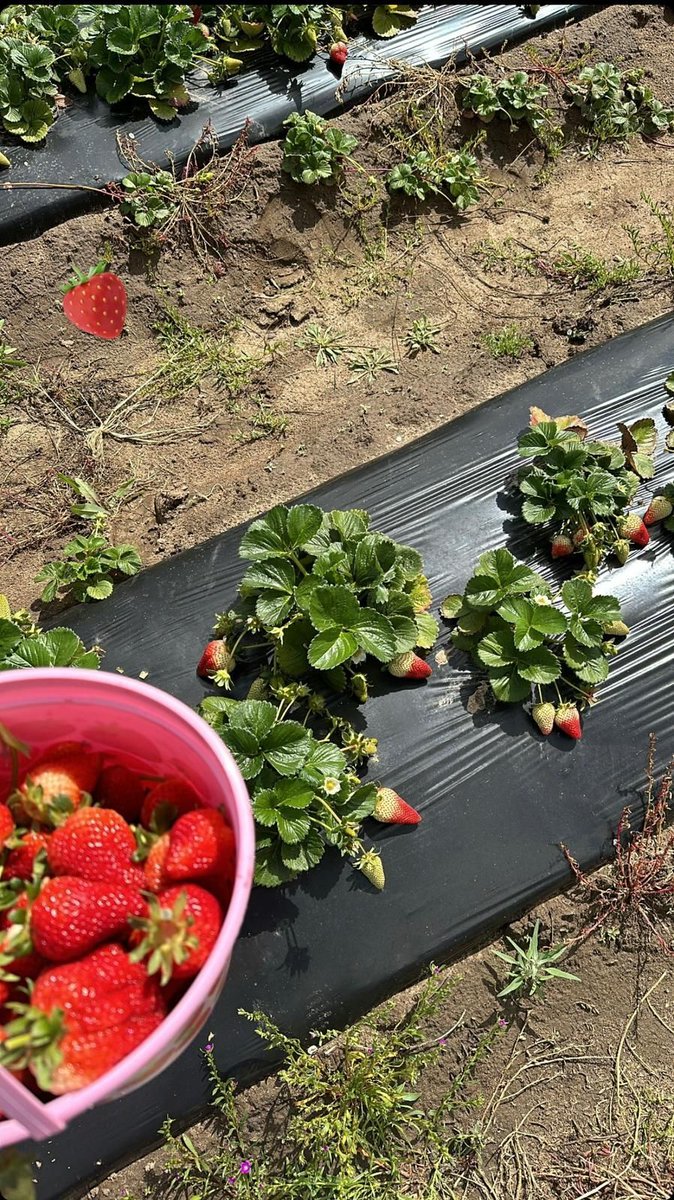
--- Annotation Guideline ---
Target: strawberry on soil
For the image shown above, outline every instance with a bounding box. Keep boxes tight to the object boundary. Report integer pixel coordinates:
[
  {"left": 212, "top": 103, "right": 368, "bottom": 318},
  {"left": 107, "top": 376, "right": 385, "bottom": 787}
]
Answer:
[{"left": 61, "top": 262, "right": 127, "bottom": 341}]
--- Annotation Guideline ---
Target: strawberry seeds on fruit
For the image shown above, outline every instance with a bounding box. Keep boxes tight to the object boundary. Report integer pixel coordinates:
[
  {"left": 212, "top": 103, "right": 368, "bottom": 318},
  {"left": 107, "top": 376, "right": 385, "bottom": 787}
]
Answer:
[{"left": 62, "top": 261, "right": 127, "bottom": 340}]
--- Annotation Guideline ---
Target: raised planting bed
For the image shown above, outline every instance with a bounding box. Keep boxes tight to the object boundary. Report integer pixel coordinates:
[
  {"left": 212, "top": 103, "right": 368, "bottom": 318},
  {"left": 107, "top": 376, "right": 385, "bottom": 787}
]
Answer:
[{"left": 16, "top": 309, "right": 674, "bottom": 1200}]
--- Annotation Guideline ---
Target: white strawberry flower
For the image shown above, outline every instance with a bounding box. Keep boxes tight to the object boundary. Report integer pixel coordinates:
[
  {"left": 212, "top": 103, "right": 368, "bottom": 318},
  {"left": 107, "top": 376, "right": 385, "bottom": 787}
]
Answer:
[{"left": 323, "top": 777, "right": 341, "bottom": 796}]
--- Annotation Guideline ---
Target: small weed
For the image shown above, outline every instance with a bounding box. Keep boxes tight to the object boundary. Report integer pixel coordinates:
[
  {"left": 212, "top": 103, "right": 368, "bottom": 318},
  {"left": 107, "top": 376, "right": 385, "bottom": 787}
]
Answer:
[
  {"left": 493, "top": 919, "right": 579, "bottom": 998},
  {"left": 0, "top": 319, "right": 24, "bottom": 374},
  {"left": 296, "top": 323, "right": 350, "bottom": 367},
  {"left": 235, "top": 398, "right": 288, "bottom": 444},
  {"left": 481, "top": 324, "right": 534, "bottom": 360},
  {"left": 404, "top": 315, "right": 441, "bottom": 356},
  {"left": 564, "top": 734, "right": 674, "bottom": 953},
  {"left": 540, "top": 246, "right": 642, "bottom": 291},
  {"left": 282, "top": 110, "right": 358, "bottom": 185},
  {"left": 35, "top": 476, "right": 141, "bottom": 604},
  {"left": 152, "top": 970, "right": 500, "bottom": 1200},
  {"left": 153, "top": 307, "right": 261, "bottom": 401},
  {"left": 626, "top": 193, "right": 674, "bottom": 276},
  {"left": 348, "top": 349, "right": 399, "bottom": 385}
]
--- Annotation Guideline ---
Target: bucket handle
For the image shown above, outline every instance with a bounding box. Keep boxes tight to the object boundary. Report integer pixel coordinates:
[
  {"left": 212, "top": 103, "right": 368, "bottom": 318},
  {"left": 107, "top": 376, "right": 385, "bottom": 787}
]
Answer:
[{"left": 0, "top": 1067, "right": 68, "bottom": 1141}]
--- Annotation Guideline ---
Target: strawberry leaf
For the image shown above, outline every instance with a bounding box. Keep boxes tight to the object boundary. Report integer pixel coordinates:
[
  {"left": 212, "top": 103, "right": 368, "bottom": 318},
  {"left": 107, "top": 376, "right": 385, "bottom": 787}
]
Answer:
[{"left": 307, "top": 628, "right": 358, "bottom": 670}]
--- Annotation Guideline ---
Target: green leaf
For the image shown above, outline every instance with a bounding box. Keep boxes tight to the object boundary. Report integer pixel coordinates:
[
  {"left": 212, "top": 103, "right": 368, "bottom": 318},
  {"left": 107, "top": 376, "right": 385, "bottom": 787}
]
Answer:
[
  {"left": 275, "top": 619, "right": 312, "bottom": 677},
  {"left": 39, "top": 629, "right": 90, "bottom": 667},
  {"left": 489, "top": 666, "right": 531, "bottom": 703},
  {"left": 239, "top": 506, "right": 289, "bottom": 561},
  {"left": 465, "top": 549, "right": 545, "bottom": 609},
  {"left": 415, "top": 612, "right": 439, "bottom": 649},
  {"left": 263, "top": 721, "right": 311, "bottom": 776},
  {"left": 148, "top": 98, "right": 178, "bottom": 122},
  {"left": 308, "top": 585, "right": 359, "bottom": 633},
  {"left": 106, "top": 26, "right": 138, "bottom": 54},
  {"left": 563, "top": 636, "right": 609, "bottom": 683},
  {"left": 254, "top": 835, "right": 299, "bottom": 886},
  {"left": 229, "top": 700, "right": 276, "bottom": 741},
  {"left": 329, "top": 509, "right": 369, "bottom": 540},
  {"left": 561, "top": 578, "right": 594, "bottom": 614},
  {"left": 256, "top": 592, "right": 294, "bottom": 627},
  {"left": 286, "top": 504, "right": 323, "bottom": 548},
  {"left": 276, "top": 810, "right": 312, "bottom": 844},
  {"left": 241, "top": 559, "right": 296, "bottom": 595},
  {"left": 440, "top": 594, "right": 463, "bottom": 620},
  {"left": 477, "top": 629, "right": 515, "bottom": 669},
  {"left": 516, "top": 645, "right": 561, "bottom": 684},
  {"left": 337, "top": 782, "right": 377, "bottom": 823},
  {"left": 307, "top": 628, "right": 358, "bottom": 670},
  {"left": 219, "top": 727, "right": 263, "bottom": 781},
  {"left": 0, "top": 620, "right": 22, "bottom": 661},
  {"left": 301, "top": 740, "right": 347, "bottom": 785},
  {"left": 280, "top": 829, "right": 325, "bottom": 873},
  {"left": 86, "top": 579, "right": 114, "bottom": 600},
  {"left": 352, "top": 609, "right": 397, "bottom": 661},
  {"left": 389, "top": 614, "right": 420, "bottom": 654}
]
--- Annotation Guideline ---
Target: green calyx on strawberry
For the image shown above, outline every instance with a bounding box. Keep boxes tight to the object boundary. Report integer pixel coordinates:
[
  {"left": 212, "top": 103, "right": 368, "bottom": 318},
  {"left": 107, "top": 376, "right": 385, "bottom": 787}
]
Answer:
[
  {"left": 129, "top": 884, "right": 222, "bottom": 986},
  {"left": 0, "top": 1005, "right": 65, "bottom": 1091},
  {"left": 196, "top": 640, "right": 236, "bottom": 689},
  {"left": 62, "top": 261, "right": 127, "bottom": 340}
]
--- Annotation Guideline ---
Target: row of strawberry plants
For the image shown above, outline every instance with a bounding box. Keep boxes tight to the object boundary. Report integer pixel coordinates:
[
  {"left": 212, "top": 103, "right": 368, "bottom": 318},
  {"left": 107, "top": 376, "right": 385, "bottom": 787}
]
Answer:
[
  {"left": 196, "top": 502, "right": 437, "bottom": 891},
  {"left": 0, "top": 4, "right": 418, "bottom": 147},
  {"left": 442, "top": 404, "right": 674, "bottom": 739}
]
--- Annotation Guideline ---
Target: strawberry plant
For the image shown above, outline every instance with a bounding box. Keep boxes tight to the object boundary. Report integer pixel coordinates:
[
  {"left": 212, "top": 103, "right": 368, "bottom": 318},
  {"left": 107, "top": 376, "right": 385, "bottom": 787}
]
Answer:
[
  {"left": 201, "top": 695, "right": 379, "bottom": 887},
  {"left": 515, "top": 409, "right": 656, "bottom": 573},
  {"left": 460, "top": 70, "right": 550, "bottom": 132},
  {"left": 198, "top": 503, "right": 436, "bottom": 886},
  {"left": 386, "top": 145, "right": 484, "bottom": 210},
  {"left": 0, "top": 608, "right": 100, "bottom": 672},
  {"left": 118, "top": 169, "right": 178, "bottom": 229},
  {"left": 567, "top": 63, "right": 674, "bottom": 148},
  {"left": 282, "top": 110, "right": 358, "bottom": 185},
  {"left": 35, "top": 476, "right": 141, "bottom": 604},
  {"left": 441, "top": 548, "right": 627, "bottom": 738},
  {"left": 0, "top": 35, "right": 59, "bottom": 142},
  {"left": 87, "top": 5, "right": 208, "bottom": 119}
]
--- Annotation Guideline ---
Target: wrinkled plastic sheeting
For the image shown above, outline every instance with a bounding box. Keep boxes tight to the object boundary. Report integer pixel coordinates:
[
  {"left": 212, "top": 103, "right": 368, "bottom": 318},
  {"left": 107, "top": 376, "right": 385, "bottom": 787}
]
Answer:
[
  {"left": 26, "top": 313, "right": 674, "bottom": 1198},
  {"left": 0, "top": 4, "right": 585, "bottom": 243}
]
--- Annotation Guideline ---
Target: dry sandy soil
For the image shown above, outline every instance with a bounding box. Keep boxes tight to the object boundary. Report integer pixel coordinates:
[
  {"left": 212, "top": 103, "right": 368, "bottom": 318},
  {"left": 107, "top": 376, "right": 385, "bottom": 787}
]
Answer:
[{"left": 1, "top": 4, "right": 674, "bottom": 1198}]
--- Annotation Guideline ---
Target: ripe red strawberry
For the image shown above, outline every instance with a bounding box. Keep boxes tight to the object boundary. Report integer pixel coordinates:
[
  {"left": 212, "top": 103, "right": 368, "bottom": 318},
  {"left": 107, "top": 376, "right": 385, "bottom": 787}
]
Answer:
[
  {"left": 164, "top": 809, "right": 235, "bottom": 883},
  {"left": 619, "top": 513, "right": 650, "bottom": 547},
  {"left": 196, "top": 640, "right": 236, "bottom": 686},
  {"left": 20, "top": 744, "right": 101, "bottom": 824},
  {"left": 140, "top": 779, "right": 202, "bottom": 831},
  {"left": 531, "top": 701, "right": 555, "bottom": 736},
  {"left": 554, "top": 703, "right": 582, "bottom": 740},
  {"left": 62, "top": 263, "right": 127, "bottom": 340},
  {"left": 373, "top": 787, "right": 421, "bottom": 826},
  {"left": 0, "top": 943, "right": 165, "bottom": 1095},
  {"left": 329, "top": 41, "right": 348, "bottom": 67},
  {"left": 95, "top": 763, "right": 148, "bottom": 823},
  {"left": 191, "top": 4, "right": 202, "bottom": 21},
  {"left": 30, "top": 876, "right": 145, "bottom": 962},
  {"left": 48, "top": 808, "right": 144, "bottom": 888},
  {"left": 144, "top": 833, "right": 170, "bottom": 893},
  {"left": 130, "top": 884, "right": 222, "bottom": 985},
  {"left": 550, "top": 534, "right": 574, "bottom": 559},
  {"left": 387, "top": 652, "right": 432, "bottom": 680},
  {"left": 0, "top": 804, "right": 14, "bottom": 847},
  {"left": 643, "top": 495, "right": 673, "bottom": 525},
  {"left": 4, "top": 830, "right": 50, "bottom": 882}
]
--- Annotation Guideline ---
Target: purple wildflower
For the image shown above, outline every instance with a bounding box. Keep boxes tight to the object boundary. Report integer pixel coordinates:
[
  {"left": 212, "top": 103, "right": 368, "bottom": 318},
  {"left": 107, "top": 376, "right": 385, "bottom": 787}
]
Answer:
[
  {"left": 498, "top": 1017, "right": 508, "bottom": 1030},
  {"left": 239, "top": 1160, "right": 252, "bottom": 1175}
]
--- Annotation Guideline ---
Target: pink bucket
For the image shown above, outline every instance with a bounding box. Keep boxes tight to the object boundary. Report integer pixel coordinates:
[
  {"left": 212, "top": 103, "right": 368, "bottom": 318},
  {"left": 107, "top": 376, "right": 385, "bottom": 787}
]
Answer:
[{"left": 0, "top": 667, "right": 255, "bottom": 1146}]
